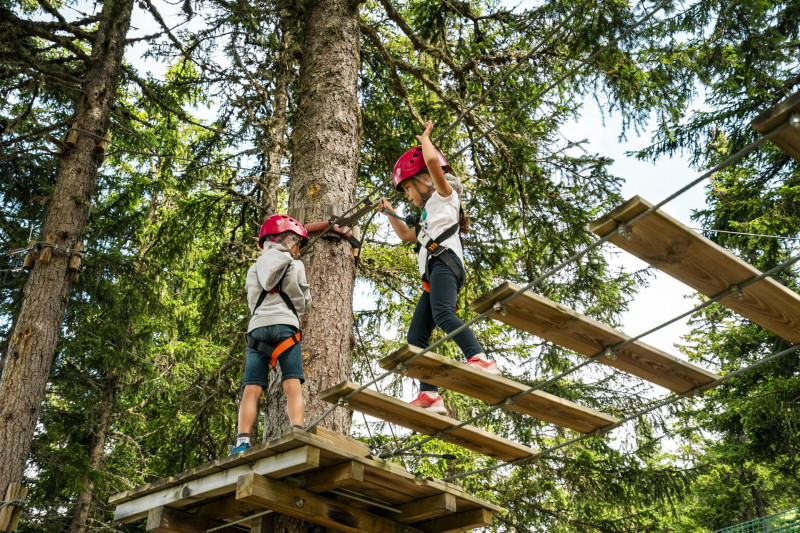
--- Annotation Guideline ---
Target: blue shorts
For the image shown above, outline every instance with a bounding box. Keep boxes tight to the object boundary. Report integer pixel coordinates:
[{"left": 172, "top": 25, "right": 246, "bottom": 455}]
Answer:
[{"left": 243, "top": 325, "right": 305, "bottom": 387}]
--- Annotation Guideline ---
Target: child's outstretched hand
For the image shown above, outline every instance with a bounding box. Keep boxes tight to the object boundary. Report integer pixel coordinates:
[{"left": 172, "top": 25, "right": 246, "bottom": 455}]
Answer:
[
  {"left": 378, "top": 197, "right": 396, "bottom": 216},
  {"left": 416, "top": 120, "right": 433, "bottom": 143}
]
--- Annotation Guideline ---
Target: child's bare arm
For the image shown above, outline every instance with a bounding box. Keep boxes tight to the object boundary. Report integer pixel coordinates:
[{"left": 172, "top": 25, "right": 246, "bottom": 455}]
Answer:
[
  {"left": 378, "top": 198, "right": 416, "bottom": 242},
  {"left": 417, "top": 121, "right": 452, "bottom": 198}
]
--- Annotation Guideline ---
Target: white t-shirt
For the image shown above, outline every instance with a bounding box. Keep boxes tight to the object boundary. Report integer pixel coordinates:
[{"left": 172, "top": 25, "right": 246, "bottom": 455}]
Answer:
[{"left": 417, "top": 189, "right": 464, "bottom": 276}]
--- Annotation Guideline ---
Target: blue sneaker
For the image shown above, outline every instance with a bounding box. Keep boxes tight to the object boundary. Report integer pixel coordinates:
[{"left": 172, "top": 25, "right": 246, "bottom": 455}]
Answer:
[{"left": 229, "top": 442, "right": 250, "bottom": 455}]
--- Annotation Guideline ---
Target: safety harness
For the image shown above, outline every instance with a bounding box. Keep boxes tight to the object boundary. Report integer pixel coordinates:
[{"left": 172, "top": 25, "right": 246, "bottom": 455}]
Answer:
[{"left": 246, "top": 265, "right": 302, "bottom": 369}]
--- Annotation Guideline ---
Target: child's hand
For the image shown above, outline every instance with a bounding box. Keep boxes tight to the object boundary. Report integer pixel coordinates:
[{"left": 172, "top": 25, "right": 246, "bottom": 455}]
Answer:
[
  {"left": 416, "top": 120, "right": 433, "bottom": 143},
  {"left": 378, "top": 197, "right": 396, "bottom": 216}
]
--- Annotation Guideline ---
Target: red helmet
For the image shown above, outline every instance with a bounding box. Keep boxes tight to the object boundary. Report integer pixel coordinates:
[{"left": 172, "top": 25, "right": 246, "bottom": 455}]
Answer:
[
  {"left": 258, "top": 214, "right": 309, "bottom": 249},
  {"left": 392, "top": 146, "right": 449, "bottom": 192}
]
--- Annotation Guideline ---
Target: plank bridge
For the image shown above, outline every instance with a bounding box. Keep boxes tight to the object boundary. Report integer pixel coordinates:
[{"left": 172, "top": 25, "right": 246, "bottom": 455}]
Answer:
[{"left": 109, "top": 92, "right": 800, "bottom": 532}]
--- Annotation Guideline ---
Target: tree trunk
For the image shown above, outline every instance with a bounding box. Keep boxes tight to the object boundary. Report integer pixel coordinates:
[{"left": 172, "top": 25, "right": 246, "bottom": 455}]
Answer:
[
  {"left": 0, "top": 0, "right": 134, "bottom": 495},
  {"left": 67, "top": 377, "right": 117, "bottom": 533},
  {"left": 272, "top": 0, "right": 361, "bottom": 529}
]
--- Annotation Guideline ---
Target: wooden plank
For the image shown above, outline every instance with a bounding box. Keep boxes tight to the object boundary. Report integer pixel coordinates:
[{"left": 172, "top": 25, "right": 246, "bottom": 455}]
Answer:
[
  {"left": 751, "top": 90, "right": 800, "bottom": 134},
  {"left": 236, "top": 473, "right": 427, "bottom": 533},
  {"left": 380, "top": 345, "right": 618, "bottom": 433},
  {"left": 416, "top": 508, "right": 492, "bottom": 533},
  {"left": 305, "top": 461, "right": 365, "bottom": 493},
  {"left": 471, "top": 281, "right": 721, "bottom": 393},
  {"left": 589, "top": 196, "right": 800, "bottom": 344},
  {"left": 145, "top": 506, "right": 240, "bottom": 533},
  {"left": 398, "top": 493, "right": 456, "bottom": 523},
  {"left": 194, "top": 495, "right": 262, "bottom": 522},
  {"left": 0, "top": 482, "right": 21, "bottom": 530},
  {"left": 311, "top": 426, "right": 370, "bottom": 457},
  {"left": 114, "top": 445, "right": 320, "bottom": 523},
  {"left": 319, "top": 381, "right": 537, "bottom": 462},
  {"left": 765, "top": 121, "right": 800, "bottom": 162},
  {"left": 268, "top": 428, "right": 503, "bottom": 513},
  {"left": 108, "top": 442, "right": 279, "bottom": 506}
]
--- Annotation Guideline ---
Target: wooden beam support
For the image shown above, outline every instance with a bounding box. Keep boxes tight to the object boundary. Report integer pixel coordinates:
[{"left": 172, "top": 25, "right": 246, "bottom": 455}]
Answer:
[
  {"left": 320, "top": 381, "right": 537, "bottom": 461},
  {"left": 398, "top": 493, "right": 456, "bottom": 523},
  {"left": 305, "top": 461, "right": 365, "bottom": 493},
  {"left": 751, "top": 90, "right": 800, "bottom": 163},
  {"left": 471, "top": 282, "right": 720, "bottom": 393},
  {"left": 237, "top": 473, "right": 427, "bottom": 533},
  {"left": 381, "top": 344, "right": 619, "bottom": 432},
  {"left": 310, "top": 426, "right": 370, "bottom": 457},
  {"left": 589, "top": 196, "right": 800, "bottom": 344},
  {"left": 114, "top": 445, "right": 320, "bottom": 523},
  {"left": 146, "top": 506, "right": 240, "bottom": 533},
  {"left": 416, "top": 508, "right": 492, "bottom": 533}
]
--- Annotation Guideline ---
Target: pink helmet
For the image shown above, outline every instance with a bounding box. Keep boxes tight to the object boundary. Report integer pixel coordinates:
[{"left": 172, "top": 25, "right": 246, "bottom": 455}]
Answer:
[
  {"left": 258, "top": 214, "right": 309, "bottom": 249},
  {"left": 392, "top": 146, "right": 449, "bottom": 192}
]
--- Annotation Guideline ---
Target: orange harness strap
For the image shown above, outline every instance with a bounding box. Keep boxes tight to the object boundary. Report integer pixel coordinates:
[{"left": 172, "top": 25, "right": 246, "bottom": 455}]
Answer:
[{"left": 270, "top": 331, "right": 302, "bottom": 368}]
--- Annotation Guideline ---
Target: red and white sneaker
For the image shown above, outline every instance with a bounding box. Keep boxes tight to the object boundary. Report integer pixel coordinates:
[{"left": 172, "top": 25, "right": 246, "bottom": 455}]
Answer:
[
  {"left": 466, "top": 356, "right": 501, "bottom": 375},
  {"left": 410, "top": 392, "right": 447, "bottom": 415}
]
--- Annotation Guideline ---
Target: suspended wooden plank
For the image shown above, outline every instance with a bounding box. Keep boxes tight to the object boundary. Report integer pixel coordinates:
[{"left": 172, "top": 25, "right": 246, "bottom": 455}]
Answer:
[
  {"left": 589, "top": 196, "right": 800, "bottom": 344},
  {"left": 237, "top": 473, "right": 428, "bottom": 533},
  {"left": 380, "top": 344, "right": 618, "bottom": 433},
  {"left": 320, "top": 381, "right": 537, "bottom": 461},
  {"left": 114, "top": 445, "right": 320, "bottom": 523},
  {"left": 471, "top": 282, "right": 720, "bottom": 393},
  {"left": 751, "top": 89, "right": 800, "bottom": 162}
]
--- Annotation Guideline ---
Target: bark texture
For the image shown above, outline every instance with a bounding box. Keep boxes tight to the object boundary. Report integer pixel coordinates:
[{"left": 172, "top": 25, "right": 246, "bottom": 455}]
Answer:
[
  {"left": 0, "top": 0, "right": 134, "bottom": 494},
  {"left": 271, "top": 0, "right": 361, "bottom": 529}
]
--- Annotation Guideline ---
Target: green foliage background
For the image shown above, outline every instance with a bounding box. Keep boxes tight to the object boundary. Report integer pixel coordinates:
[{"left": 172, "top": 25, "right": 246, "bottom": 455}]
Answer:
[{"left": 0, "top": 0, "right": 798, "bottom": 530}]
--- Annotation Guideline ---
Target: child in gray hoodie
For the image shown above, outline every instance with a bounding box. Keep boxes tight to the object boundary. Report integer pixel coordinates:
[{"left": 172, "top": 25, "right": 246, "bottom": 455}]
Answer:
[{"left": 231, "top": 214, "right": 312, "bottom": 455}]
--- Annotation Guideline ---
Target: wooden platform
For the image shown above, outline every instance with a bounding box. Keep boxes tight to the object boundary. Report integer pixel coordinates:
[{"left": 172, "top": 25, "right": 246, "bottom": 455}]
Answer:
[
  {"left": 320, "top": 381, "right": 538, "bottom": 461},
  {"left": 110, "top": 426, "right": 501, "bottom": 532},
  {"left": 379, "top": 344, "right": 619, "bottom": 433},
  {"left": 589, "top": 196, "right": 800, "bottom": 344},
  {"left": 751, "top": 89, "right": 800, "bottom": 162},
  {"left": 471, "top": 282, "right": 721, "bottom": 393}
]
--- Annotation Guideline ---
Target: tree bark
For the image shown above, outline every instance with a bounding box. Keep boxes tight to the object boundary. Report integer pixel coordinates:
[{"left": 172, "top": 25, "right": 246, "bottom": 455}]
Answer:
[
  {"left": 67, "top": 377, "right": 117, "bottom": 533},
  {"left": 271, "top": 0, "right": 361, "bottom": 529},
  {"left": 0, "top": 0, "right": 134, "bottom": 495}
]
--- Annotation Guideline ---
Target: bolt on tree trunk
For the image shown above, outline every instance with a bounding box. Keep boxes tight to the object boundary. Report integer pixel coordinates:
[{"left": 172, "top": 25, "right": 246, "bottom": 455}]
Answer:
[{"left": 0, "top": 0, "right": 135, "bottom": 495}]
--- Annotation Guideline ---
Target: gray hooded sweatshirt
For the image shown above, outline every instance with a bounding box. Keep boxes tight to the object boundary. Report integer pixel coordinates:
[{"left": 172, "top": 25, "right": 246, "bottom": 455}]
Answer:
[{"left": 246, "top": 242, "right": 311, "bottom": 332}]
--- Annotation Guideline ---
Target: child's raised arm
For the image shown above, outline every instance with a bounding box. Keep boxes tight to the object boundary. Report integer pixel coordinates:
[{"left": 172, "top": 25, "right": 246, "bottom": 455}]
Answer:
[{"left": 416, "top": 121, "right": 452, "bottom": 198}]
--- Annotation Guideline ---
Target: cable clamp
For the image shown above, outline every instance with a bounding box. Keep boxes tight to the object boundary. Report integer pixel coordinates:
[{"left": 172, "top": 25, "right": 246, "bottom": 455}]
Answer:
[
  {"left": 337, "top": 397, "right": 349, "bottom": 408},
  {"left": 493, "top": 301, "right": 507, "bottom": 316},
  {"left": 503, "top": 396, "right": 516, "bottom": 407},
  {"left": 730, "top": 284, "right": 744, "bottom": 301},
  {"left": 789, "top": 112, "right": 800, "bottom": 129},
  {"left": 603, "top": 347, "right": 616, "bottom": 360},
  {"left": 617, "top": 223, "right": 632, "bottom": 239}
]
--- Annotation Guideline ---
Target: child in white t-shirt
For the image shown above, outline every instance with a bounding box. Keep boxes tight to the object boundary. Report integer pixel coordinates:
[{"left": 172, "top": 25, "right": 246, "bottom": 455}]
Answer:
[{"left": 378, "top": 121, "right": 499, "bottom": 415}]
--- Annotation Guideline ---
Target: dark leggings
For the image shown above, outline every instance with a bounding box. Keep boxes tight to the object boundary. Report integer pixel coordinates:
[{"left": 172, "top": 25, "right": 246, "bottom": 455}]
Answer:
[{"left": 407, "top": 252, "right": 484, "bottom": 393}]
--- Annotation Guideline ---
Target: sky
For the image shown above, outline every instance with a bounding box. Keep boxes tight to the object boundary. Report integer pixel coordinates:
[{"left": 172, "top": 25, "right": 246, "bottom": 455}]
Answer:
[{"left": 560, "top": 101, "right": 710, "bottom": 364}]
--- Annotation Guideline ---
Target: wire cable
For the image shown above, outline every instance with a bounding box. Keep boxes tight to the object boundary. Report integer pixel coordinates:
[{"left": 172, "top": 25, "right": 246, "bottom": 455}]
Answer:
[
  {"left": 303, "top": 121, "right": 782, "bottom": 435},
  {"left": 442, "top": 342, "right": 800, "bottom": 481}
]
